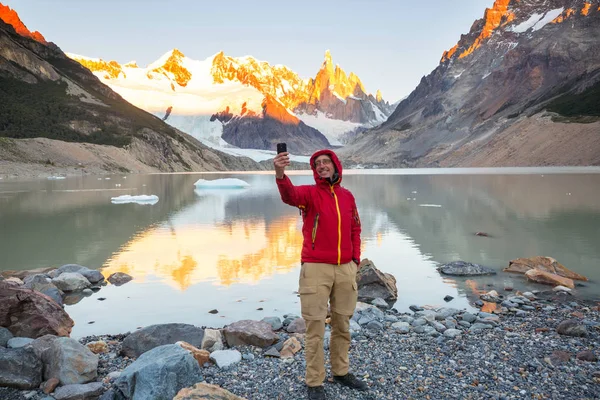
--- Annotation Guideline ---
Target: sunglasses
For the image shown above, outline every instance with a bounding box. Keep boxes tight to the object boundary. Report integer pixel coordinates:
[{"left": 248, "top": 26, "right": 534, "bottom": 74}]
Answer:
[{"left": 314, "top": 159, "right": 332, "bottom": 167}]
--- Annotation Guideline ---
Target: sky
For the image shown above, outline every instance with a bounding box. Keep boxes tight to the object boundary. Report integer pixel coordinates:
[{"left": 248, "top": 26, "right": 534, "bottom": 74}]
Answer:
[{"left": 3, "top": 0, "right": 492, "bottom": 102}]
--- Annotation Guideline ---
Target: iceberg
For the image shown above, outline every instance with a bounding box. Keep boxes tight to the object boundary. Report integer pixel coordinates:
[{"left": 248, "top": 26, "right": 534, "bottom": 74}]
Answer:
[
  {"left": 193, "top": 178, "right": 250, "bottom": 189},
  {"left": 111, "top": 195, "right": 159, "bottom": 205},
  {"left": 47, "top": 176, "right": 66, "bottom": 180}
]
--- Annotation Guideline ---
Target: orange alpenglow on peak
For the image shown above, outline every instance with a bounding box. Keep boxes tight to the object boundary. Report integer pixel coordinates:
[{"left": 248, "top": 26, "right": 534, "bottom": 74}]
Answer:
[
  {"left": 376, "top": 89, "right": 383, "bottom": 103},
  {"left": 262, "top": 96, "right": 300, "bottom": 126},
  {"left": 581, "top": 2, "right": 591, "bottom": 15},
  {"left": 0, "top": 3, "right": 47, "bottom": 44},
  {"left": 552, "top": 8, "right": 576, "bottom": 24},
  {"left": 441, "top": 0, "right": 513, "bottom": 62},
  {"left": 310, "top": 50, "right": 366, "bottom": 102},
  {"left": 152, "top": 48, "right": 191, "bottom": 87},
  {"left": 458, "top": 0, "right": 511, "bottom": 59}
]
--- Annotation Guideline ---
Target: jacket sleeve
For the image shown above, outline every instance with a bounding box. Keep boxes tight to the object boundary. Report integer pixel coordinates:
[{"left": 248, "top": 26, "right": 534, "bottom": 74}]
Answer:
[
  {"left": 276, "top": 174, "right": 311, "bottom": 208},
  {"left": 350, "top": 194, "right": 361, "bottom": 263}
]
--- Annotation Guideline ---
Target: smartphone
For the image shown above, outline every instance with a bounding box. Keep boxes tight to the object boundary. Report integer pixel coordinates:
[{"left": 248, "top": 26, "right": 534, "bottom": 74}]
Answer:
[{"left": 277, "top": 143, "right": 287, "bottom": 154}]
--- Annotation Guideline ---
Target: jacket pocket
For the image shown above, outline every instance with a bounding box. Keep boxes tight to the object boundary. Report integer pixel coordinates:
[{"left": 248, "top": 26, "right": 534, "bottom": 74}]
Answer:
[{"left": 311, "top": 213, "right": 319, "bottom": 250}]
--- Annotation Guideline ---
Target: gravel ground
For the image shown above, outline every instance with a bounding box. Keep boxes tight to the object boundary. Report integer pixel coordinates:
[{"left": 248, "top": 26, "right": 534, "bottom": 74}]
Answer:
[{"left": 4, "top": 293, "right": 600, "bottom": 400}]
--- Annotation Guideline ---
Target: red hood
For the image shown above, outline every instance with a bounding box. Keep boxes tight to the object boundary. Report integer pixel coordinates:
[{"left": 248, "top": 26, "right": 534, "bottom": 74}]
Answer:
[{"left": 310, "top": 149, "right": 342, "bottom": 186}]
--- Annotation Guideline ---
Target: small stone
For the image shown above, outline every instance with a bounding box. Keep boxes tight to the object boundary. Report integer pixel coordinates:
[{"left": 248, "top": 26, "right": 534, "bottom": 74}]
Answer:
[
  {"left": 443, "top": 295, "right": 454, "bottom": 302},
  {"left": 577, "top": 350, "right": 598, "bottom": 362},
  {"left": 208, "top": 309, "right": 218, "bottom": 314}
]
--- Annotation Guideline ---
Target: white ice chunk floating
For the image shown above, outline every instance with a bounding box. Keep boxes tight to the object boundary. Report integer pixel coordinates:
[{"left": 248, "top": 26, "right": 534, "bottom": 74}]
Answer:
[
  {"left": 47, "top": 176, "right": 66, "bottom": 180},
  {"left": 111, "top": 195, "right": 159, "bottom": 205},
  {"left": 193, "top": 178, "right": 250, "bottom": 189},
  {"left": 419, "top": 204, "right": 442, "bottom": 208}
]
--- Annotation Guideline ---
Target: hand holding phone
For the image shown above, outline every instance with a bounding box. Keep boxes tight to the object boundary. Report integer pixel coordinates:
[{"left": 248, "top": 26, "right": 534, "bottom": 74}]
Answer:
[{"left": 274, "top": 143, "right": 289, "bottom": 179}]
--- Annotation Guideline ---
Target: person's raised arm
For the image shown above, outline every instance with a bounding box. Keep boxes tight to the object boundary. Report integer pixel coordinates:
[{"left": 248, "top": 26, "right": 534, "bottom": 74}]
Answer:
[{"left": 273, "top": 152, "right": 310, "bottom": 207}]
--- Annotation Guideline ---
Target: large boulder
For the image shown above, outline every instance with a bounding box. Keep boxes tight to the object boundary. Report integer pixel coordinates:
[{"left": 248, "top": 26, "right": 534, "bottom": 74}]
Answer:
[
  {"left": 174, "top": 382, "right": 245, "bottom": 399},
  {"left": 504, "top": 256, "right": 587, "bottom": 281},
  {"left": 223, "top": 320, "right": 277, "bottom": 348},
  {"left": 52, "top": 272, "right": 91, "bottom": 292},
  {"left": 43, "top": 337, "right": 98, "bottom": 385},
  {"left": 356, "top": 259, "right": 397, "bottom": 302},
  {"left": 23, "top": 275, "right": 63, "bottom": 307},
  {"left": 120, "top": 323, "right": 204, "bottom": 359},
  {"left": 437, "top": 261, "right": 496, "bottom": 276},
  {"left": 525, "top": 270, "right": 575, "bottom": 289},
  {"left": 0, "top": 347, "right": 42, "bottom": 389},
  {"left": 0, "top": 282, "right": 74, "bottom": 338},
  {"left": 114, "top": 344, "right": 202, "bottom": 400},
  {"left": 52, "top": 264, "right": 105, "bottom": 284}
]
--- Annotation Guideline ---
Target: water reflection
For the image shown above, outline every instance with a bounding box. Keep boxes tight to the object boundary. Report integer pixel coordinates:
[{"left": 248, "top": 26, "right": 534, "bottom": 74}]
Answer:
[{"left": 1, "top": 170, "right": 599, "bottom": 337}]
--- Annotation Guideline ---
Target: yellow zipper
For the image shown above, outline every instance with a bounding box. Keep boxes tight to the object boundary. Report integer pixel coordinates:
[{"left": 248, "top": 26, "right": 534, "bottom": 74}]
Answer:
[{"left": 331, "top": 185, "right": 341, "bottom": 265}]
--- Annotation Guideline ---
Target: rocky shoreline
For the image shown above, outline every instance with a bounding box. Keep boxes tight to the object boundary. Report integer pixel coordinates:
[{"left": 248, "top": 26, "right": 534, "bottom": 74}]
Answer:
[{"left": 1, "top": 262, "right": 598, "bottom": 400}]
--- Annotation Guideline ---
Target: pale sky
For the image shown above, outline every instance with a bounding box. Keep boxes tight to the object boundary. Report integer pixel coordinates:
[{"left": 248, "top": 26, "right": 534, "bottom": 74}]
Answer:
[{"left": 3, "top": 0, "right": 492, "bottom": 102}]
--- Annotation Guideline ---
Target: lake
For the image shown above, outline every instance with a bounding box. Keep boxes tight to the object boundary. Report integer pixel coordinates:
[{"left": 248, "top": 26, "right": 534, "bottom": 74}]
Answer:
[{"left": 1, "top": 167, "right": 599, "bottom": 338}]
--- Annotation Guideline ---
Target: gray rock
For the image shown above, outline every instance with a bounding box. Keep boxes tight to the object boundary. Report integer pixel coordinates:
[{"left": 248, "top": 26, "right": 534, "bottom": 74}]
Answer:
[
  {"left": 349, "top": 319, "right": 361, "bottom": 333},
  {"left": 371, "top": 298, "right": 389, "bottom": 308},
  {"left": 470, "top": 323, "right": 494, "bottom": 332},
  {"left": 443, "top": 329, "right": 462, "bottom": 338},
  {"left": 391, "top": 322, "right": 411, "bottom": 334},
  {"left": 356, "top": 259, "right": 398, "bottom": 302},
  {"left": 411, "top": 318, "right": 428, "bottom": 327},
  {"left": 366, "top": 320, "right": 384, "bottom": 331},
  {"left": 0, "top": 327, "right": 14, "bottom": 347},
  {"left": 107, "top": 272, "right": 133, "bottom": 286},
  {"left": 200, "top": 329, "right": 223, "bottom": 352},
  {"left": 51, "top": 273, "right": 90, "bottom": 292},
  {"left": 121, "top": 323, "right": 204, "bottom": 358},
  {"left": 261, "top": 317, "right": 283, "bottom": 331},
  {"left": 53, "top": 382, "right": 104, "bottom": 400},
  {"left": 0, "top": 347, "right": 42, "bottom": 389},
  {"left": 44, "top": 337, "right": 98, "bottom": 385},
  {"left": 429, "top": 321, "right": 447, "bottom": 333},
  {"left": 409, "top": 305, "right": 424, "bottom": 312},
  {"left": 435, "top": 307, "right": 460, "bottom": 320},
  {"left": 114, "top": 344, "right": 201, "bottom": 399},
  {"left": 556, "top": 319, "right": 588, "bottom": 337},
  {"left": 210, "top": 349, "right": 242, "bottom": 369},
  {"left": 286, "top": 318, "right": 306, "bottom": 334},
  {"left": 437, "top": 261, "right": 496, "bottom": 276},
  {"left": 7, "top": 337, "right": 34, "bottom": 348},
  {"left": 263, "top": 347, "right": 281, "bottom": 358},
  {"left": 414, "top": 310, "right": 437, "bottom": 321},
  {"left": 223, "top": 320, "right": 277, "bottom": 348},
  {"left": 458, "top": 321, "right": 472, "bottom": 328},
  {"left": 384, "top": 315, "right": 399, "bottom": 323}
]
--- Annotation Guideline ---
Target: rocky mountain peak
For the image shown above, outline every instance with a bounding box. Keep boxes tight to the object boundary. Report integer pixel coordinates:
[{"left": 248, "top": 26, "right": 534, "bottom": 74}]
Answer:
[
  {"left": 441, "top": 0, "right": 597, "bottom": 64},
  {"left": 0, "top": 3, "right": 47, "bottom": 44},
  {"left": 151, "top": 48, "right": 191, "bottom": 87}
]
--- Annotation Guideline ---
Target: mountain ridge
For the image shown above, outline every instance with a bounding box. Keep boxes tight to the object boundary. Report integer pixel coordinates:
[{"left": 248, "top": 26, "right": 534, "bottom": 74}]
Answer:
[
  {"left": 0, "top": 7, "right": 264, "bottom": 176},
  {"left": 67, "top": 48, "right": 393, "bottom": 151},
  {"left": 340, "top": 0, "right": 600, "bottom": 167}
]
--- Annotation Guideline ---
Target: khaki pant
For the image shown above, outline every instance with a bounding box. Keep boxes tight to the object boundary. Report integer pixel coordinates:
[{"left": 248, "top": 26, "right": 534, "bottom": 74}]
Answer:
[{"left": 299, "top": 262, "right": 358, "bottom": 387}]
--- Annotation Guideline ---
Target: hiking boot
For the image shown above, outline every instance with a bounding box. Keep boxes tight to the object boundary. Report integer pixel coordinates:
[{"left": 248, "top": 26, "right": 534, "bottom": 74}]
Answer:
[
  {"left": 333, "top": 373, "right": 368, "bottom": 391},
  {"left": 307, "top": 385, "right": 326, "bottom": 400}
]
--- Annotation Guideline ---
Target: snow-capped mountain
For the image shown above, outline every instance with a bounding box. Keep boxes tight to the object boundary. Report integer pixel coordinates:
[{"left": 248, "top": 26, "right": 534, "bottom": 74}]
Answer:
[
  {"left": 68, "top": 49, "right": 393, "bottom": 153},
  {"left": 341, "top": 0, "right": 600, "bottom": 167}
]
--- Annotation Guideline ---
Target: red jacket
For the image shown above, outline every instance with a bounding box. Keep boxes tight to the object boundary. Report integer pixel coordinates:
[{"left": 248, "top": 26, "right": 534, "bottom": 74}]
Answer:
[{"left": 276, "top": 149, "right": 361, "bottom": 265}]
